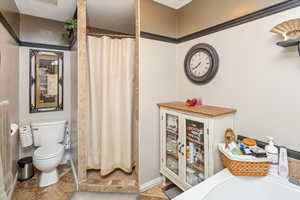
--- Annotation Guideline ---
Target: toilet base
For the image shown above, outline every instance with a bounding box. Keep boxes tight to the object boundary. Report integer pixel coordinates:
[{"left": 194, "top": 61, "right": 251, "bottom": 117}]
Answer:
[{"left": 39, "top": 169, "right": 58, "bottom": 187}]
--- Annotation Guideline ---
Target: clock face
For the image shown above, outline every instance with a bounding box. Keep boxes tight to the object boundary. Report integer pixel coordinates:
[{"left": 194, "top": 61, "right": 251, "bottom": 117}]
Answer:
[
  {"left": 189, "top": 51, "right": 212, "bottom": 78},
  {"left": 184, "top": 43, "right": 219, "bottom": 84}
]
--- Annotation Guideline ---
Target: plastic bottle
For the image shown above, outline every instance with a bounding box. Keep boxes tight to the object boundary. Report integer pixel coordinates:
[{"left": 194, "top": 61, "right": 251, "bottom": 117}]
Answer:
[
  {"left": 265, "top": 136, "right": 279, "bottom": 175},
  {"left": 64, "top": 127, "right": 71, "bottom": 150},
  {"left": 278, "top": 146, "right": 289, "bottom": 178}
]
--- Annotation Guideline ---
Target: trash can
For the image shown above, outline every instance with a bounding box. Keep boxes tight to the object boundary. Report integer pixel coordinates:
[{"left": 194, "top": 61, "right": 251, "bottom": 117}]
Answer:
[{"left": 17, "top": 157, "right": 34, "bottom": 181}]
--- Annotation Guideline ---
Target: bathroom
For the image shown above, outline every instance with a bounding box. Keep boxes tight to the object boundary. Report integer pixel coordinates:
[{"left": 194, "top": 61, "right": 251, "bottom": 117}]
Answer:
[{"left": 0, "top": 0, "right": 300, "bottom": 199}]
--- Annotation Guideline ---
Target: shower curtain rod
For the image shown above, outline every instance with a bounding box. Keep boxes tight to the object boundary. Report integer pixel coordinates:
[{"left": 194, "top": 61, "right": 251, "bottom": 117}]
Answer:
[{"left": 87, "top": 32, "right": 136, "bottom": 39}]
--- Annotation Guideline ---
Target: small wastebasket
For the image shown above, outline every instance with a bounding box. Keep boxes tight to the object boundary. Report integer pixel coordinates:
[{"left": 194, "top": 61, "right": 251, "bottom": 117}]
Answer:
[{"left": 17, "top": 156, "right": 34, "bottom": 181}]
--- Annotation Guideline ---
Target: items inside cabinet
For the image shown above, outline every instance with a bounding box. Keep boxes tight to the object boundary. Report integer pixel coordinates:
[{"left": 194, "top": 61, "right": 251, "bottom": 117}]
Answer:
[
  {"left": 166, "top": 114, "right": 179, "bottom": 175},
  {"left": 186, "top": 119, "right": 205, "bottom": 186}
]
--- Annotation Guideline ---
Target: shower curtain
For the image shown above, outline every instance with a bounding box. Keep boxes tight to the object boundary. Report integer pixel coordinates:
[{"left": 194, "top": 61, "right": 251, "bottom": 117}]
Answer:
[
  {"left": 0, "top": 100, "right": 11, "bottom": 200},
  {"left": 87, "top": 36, "right": 135, "bottom": 176}
]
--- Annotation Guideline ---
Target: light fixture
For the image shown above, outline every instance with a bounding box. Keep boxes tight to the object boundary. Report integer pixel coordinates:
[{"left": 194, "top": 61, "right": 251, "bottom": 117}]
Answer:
[{"left": 153, "top": 0, "right": 192, "bottom": 9}]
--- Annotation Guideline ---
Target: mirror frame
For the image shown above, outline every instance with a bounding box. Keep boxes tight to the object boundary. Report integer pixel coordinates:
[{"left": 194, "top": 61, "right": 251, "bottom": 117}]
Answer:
[{"left": 29, "top": 49, "right": 64, "bottom": 113}]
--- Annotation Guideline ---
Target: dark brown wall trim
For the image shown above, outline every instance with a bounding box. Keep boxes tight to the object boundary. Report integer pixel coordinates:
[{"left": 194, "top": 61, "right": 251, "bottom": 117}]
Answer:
[
  {"left": 141, "top": 0, "right": 300, "bottom": 44},
  {"left": 20, "top": 41, "right": 70, "bottom": 51},
  {"left": 0, "top": 12, "right": 20, "bottom": 44},
  {"left": 140, "top": 32, "right": 177, "bottom": 43}
]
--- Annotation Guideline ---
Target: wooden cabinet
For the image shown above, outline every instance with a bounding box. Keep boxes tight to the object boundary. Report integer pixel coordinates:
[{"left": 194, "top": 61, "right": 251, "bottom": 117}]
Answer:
[{"left": 159, "top": 102, "right": 236, "bottom": 191}]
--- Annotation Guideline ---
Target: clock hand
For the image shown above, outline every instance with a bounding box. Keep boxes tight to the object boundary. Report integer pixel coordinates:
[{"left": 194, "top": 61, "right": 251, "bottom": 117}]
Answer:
[{"left": 192, "top": 62, "right": 201, "bottom": 70}]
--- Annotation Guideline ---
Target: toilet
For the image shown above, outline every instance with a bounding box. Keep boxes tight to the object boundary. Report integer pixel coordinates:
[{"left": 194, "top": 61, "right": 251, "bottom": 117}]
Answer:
[{"left": 31, "top": 121, "right": 66, "bottom": 187}]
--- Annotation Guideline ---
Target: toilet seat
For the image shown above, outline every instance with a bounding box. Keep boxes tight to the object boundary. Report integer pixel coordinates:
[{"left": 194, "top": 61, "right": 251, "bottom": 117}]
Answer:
[{"left": 34, "top": 144, "right": 64, "bottom": 160}]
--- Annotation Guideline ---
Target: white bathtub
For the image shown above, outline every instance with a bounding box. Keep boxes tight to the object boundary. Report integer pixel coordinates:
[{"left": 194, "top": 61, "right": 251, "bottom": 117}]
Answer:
[{"left": 174, "top": 169, "right": 300, "bottom": 200}]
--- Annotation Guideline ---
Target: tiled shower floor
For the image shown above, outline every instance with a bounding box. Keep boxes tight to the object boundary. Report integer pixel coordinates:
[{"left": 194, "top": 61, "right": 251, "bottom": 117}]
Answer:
[{"left": 79, "top": 168, "right": 138, "bottom": 193}]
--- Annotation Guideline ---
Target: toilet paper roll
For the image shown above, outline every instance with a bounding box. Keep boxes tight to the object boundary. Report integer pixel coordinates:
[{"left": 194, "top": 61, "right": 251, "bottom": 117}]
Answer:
[
  {"left": 20, "top": 132, "right": 33, "bottom": 148},
  {"left": 10, "top": 123, "right": 18, "bottom": 136}
]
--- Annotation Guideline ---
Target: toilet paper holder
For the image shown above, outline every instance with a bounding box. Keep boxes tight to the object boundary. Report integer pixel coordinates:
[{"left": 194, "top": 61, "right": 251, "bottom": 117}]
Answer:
[{"left": 11, "top": 123, "right": 18, "bottom": 136}]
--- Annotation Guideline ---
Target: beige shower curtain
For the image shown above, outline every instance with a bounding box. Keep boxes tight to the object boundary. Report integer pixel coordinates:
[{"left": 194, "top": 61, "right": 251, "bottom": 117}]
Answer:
[
  {"left": 0, "top": 100, "right": 11, "bottom": 199},
  {"left": 87, "top": 36, "right": 135, "bottom": 176}
]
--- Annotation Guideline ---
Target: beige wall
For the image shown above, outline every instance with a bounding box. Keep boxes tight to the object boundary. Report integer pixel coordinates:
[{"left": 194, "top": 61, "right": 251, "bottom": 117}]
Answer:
[
  {"left": 0, "top": 0, "right": 20, "bottom": 38},
  {"left": 140, "top": 0, "right": 285, "bottom": 38},
  {"left": 19, "top": 47, "right": 71, "bottom": 158},
  {"left": 140, "top": 0, "right": 177, "bottom": 38},
  {"left": 139, "top": 38, "right": 176, "bottom": 184},
  {"left": 0, "top": 22, "right": 19, "bottom": 190},
  {"left": 177, "top": 0, "right": 285, "bottom": 37},
  {"left": 20, "top": 14, "right": 69, "bottom": 46},
  {"left": 70, "top": 41, "right": 78, "bottom": 174},
  {"left": 176, "top": 7, "right": 300, "bottom": 152}
]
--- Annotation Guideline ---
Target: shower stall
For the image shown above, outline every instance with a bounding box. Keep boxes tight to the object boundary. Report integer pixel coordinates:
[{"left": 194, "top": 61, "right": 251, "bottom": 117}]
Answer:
[{"left": 71, "top": 0, "right": 139, "bottom": 192}]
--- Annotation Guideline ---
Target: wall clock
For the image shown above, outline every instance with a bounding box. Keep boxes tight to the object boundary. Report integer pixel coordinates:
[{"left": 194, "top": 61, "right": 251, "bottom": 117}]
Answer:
[{"left": 184, "top": 43, "right": 219, "bottom": 84}]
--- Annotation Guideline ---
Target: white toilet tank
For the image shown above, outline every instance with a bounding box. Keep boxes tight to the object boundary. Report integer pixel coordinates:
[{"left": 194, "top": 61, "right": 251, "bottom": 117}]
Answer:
[{"left": 31, "top": 120, "right": 66, "bottom": 146}]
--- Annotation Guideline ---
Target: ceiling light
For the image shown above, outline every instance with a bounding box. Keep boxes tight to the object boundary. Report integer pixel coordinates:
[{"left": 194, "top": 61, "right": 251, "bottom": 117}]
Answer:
[{"left": 153, "top": 0, "right": 192, "bottom": 9}]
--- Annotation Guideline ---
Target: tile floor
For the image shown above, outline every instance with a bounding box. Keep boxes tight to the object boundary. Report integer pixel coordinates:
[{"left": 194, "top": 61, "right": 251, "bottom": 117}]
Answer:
[
  {"left": 140, "top": 184, "right": 169, "bottom": 200},
  {"left": 11, "top": 164, "right": 169, "bottom": 200},
  {"left": 12, "top": 164, "right": 76, "bottom": 200}
]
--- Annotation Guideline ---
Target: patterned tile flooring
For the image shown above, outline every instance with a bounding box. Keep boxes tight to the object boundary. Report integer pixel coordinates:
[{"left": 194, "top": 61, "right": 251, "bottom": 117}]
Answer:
[
  {"left": 140, "top": 184, "right": 169, "bottom": 200},
  {"left": 12, "top": 165, "right": 76, "bottom": 200},
  {"left": 11, "top": 165, "right": 169, "bottom": 200}
]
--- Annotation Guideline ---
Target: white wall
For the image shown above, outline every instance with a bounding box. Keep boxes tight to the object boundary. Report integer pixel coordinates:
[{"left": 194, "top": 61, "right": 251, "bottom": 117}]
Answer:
[
  {"left": 176, "top": 7, "right": 300, "bottom": 151},
  {"left": 139, "top": 38, "right": 177, "bottom": 184},
  {"left": 19, "top": 47, "right": 71, "bottom": 157}
]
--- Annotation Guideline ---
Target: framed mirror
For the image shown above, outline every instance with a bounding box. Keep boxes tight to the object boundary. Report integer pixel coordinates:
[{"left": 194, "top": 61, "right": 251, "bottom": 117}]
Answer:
[{"left": 29, "top": 49, "right": 64, "bottom": 113}]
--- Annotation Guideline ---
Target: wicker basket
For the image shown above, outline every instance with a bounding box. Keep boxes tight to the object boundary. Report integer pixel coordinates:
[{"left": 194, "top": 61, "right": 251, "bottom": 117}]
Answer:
[{"left": 220, "top": 152, "right": 270, "bottom": 176}]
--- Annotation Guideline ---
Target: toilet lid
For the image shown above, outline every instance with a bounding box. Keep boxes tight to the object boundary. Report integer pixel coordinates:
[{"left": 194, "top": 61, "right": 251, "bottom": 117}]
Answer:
[{"left": 34, "top": 144, "right": 64, "bottom": 160}]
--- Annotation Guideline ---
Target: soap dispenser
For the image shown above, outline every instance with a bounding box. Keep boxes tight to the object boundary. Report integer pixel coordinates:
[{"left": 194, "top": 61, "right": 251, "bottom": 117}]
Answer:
[{"left": 265, "top": 137, "right": 278, "bottom": 175}]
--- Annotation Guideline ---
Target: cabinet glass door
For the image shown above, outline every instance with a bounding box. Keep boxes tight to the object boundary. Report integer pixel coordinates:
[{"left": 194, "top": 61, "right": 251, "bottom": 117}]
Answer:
[
  {"left": 165, "top": 113, "right": 179, "bottom": 175},
  {"left": 185, "top": 119, "right": 206, "bottom": 186}
]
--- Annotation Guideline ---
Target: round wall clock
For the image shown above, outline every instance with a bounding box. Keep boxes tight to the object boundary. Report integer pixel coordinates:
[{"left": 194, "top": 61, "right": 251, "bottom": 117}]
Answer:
[{"left": 184, "top": 43, "right": 219, "bottom": 84}]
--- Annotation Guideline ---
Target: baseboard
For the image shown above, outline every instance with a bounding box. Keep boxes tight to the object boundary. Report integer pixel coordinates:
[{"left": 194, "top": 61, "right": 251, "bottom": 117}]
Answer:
[
  {"left": 7, "top": 172, "right": 18, "bottom": 200},
  {"left": 139, "top": 176, "right": 162, "bottom": 192},
  {"left": 70, "top": 159, "right": 79, "bottom": 191}
]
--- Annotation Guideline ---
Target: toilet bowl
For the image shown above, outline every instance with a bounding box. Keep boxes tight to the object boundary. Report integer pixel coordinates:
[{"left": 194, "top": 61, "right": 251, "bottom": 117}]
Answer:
[
  {"left": 31, "top": 120, "right": 66, "bottom": 187},
  {"left": 33, "top": 144, "right": 64, "bottom": 187}
]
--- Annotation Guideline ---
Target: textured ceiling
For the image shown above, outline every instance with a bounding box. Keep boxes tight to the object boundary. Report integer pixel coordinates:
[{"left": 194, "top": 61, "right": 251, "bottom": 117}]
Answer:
[
  {"left": 14, "top": 0, "right": 76, "bottom": 22},
  {"left": 87, "top": 0, "right": 135, "bottom": 34}
]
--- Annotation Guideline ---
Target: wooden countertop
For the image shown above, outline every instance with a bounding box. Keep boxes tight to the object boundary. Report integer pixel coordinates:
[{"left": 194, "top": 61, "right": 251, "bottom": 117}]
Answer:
[{"left": 158, "top": 102, "right": 236, "bottom": 117}]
